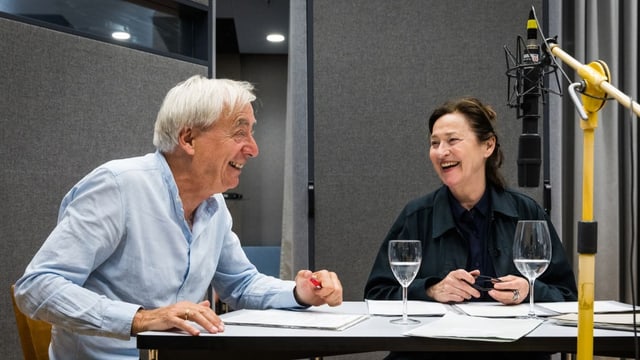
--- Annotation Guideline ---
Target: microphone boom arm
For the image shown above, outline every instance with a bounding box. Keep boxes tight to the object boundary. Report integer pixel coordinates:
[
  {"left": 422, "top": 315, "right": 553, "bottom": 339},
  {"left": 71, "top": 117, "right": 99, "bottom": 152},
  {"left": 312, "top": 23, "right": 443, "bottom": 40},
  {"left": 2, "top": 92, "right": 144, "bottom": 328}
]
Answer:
[
  {"left": 549, "top": 43, "right": 640, "bottom": 117},
  {"left": 546, "top": 40, "right": 639, "bottom": 360}
]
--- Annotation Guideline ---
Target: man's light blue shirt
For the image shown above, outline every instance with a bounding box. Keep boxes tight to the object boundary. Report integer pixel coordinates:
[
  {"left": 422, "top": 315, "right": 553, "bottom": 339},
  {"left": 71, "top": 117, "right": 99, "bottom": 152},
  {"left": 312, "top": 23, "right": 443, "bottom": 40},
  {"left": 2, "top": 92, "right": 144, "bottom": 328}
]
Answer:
[{"left": 15, "top": 152, "right": 298, "bottom": 359}]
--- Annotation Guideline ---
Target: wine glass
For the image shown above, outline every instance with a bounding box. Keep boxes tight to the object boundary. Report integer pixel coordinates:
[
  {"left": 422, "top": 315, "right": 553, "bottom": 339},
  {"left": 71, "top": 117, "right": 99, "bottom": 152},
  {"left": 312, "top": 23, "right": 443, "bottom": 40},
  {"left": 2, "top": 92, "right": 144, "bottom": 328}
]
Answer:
[
  {"left": 388, "top": 240, "right": 422, "bottom": 325},
  {"left": 513, "top": 220, "right": 552, "bottom": 318}
]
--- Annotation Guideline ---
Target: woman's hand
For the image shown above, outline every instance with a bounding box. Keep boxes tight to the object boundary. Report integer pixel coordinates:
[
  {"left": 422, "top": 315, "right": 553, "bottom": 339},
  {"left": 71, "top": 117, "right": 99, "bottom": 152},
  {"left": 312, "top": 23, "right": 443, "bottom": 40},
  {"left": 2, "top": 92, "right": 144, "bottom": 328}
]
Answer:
[
  {"left": 426, "top": 269, "right": 482, "bottom": 303},
  {"left": 488, "top": 275, "right": 529, "bottom": 305}
]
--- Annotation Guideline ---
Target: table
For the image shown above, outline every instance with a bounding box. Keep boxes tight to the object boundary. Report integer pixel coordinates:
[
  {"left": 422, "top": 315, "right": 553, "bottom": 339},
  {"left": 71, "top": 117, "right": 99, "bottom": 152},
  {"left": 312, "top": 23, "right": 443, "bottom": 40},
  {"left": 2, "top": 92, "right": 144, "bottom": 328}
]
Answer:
[{"left": 137, "top": 302, "right": 639, "bottom": 359}]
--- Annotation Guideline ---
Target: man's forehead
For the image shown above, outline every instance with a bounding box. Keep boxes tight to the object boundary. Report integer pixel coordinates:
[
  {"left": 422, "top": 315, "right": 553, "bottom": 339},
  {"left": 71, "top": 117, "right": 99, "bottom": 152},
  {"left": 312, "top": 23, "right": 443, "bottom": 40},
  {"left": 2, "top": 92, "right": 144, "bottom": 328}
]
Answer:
[{"left": 231, "top": 103, "right": 256, "bottom": 126}]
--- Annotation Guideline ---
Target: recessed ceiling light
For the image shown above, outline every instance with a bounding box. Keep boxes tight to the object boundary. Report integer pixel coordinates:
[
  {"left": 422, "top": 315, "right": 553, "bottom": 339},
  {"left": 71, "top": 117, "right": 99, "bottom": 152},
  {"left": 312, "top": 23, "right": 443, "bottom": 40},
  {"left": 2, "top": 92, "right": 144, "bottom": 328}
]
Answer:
[
  {"left": 112, "top": 31, "right": 131, "bottom": 40},
  {"left": 266, "top": 33, "right": 285, "bottom": 43}
]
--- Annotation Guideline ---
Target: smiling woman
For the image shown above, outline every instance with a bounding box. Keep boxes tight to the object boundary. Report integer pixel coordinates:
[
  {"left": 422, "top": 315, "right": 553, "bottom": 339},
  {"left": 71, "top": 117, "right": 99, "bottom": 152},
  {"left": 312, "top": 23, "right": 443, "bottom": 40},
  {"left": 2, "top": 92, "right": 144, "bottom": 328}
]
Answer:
[{"left": 364, "top": 97, "right": 577, "bottom": 360}]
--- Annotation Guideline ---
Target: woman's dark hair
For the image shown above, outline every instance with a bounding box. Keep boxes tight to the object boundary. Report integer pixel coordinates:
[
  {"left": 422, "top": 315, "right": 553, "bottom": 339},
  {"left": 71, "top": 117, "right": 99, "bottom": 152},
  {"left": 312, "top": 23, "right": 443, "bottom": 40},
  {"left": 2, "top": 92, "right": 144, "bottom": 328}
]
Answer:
[{"left": 427, "top": 97, "right": 507, "bottom": 190}]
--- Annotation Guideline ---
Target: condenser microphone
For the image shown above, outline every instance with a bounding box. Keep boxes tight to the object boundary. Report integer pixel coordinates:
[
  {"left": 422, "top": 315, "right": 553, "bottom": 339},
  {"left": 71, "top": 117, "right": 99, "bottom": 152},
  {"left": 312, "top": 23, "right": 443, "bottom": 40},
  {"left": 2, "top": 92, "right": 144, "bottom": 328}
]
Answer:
[{"left": 517, "top": 9, "right": 542, "bottom": 187}]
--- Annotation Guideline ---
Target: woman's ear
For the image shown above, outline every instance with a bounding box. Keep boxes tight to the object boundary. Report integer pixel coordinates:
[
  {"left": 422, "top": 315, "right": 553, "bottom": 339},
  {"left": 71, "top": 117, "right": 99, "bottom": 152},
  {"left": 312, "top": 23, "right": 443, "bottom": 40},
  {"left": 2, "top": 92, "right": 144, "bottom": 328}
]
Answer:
[{"left": 484, "top": 136, "right": 496, "bottom": 158}]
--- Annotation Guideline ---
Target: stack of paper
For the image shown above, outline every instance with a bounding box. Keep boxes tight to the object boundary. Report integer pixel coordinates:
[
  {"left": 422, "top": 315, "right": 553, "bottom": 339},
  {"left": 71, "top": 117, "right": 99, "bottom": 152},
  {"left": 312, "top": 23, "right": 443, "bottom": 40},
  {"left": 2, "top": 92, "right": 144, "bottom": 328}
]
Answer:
[
  {"left": 538, "top": 300, "right": 636, "bottom": 314},
  {"left": 541, "top": 301, "right": 639, "bottom": 331},
  {"left": 220, "top": 308, "right": 369, "bottom": 331},
  {"left": 550, "top": 312, "right": 640, "bottom": 332}
]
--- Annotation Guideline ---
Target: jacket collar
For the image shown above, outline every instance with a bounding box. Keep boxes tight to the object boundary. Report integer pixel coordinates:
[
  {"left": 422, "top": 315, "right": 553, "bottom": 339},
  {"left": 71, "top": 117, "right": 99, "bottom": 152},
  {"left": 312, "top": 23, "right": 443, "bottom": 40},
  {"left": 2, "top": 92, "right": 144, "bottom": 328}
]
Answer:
[
  {"left": 431, "top": 185, "right": 519, "bottom": 238},
  {"left": 489, "top": 186, "right": 519, "bottom": 219}
]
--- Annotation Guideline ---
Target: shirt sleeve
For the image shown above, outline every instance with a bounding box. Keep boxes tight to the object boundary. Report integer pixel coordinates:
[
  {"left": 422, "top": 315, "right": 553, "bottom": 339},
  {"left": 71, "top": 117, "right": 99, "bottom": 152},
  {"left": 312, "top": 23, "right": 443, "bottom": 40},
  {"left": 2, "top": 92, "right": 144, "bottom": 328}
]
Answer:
[
  {"left": 14, "top": 167, "right": 142, "bottom": 339},
  {"left": 211, "top": 228, "right": 299, "bottom": 310}
]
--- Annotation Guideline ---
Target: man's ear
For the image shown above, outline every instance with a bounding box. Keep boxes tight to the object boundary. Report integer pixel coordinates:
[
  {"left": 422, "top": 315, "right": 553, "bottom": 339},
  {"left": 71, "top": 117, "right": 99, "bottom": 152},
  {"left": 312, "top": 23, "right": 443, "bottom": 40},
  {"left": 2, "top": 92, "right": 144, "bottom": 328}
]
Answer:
[{"left": 178, "top": 127, "right": 196, "bottom": 154}]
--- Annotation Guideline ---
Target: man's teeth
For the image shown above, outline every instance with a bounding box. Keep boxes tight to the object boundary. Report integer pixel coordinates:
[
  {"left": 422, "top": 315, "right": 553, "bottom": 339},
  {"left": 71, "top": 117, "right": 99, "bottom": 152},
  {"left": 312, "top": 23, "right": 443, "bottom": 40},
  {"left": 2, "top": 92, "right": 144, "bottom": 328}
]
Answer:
[{"left": 230, "top": 161, "right": 244, "bottom": 169}]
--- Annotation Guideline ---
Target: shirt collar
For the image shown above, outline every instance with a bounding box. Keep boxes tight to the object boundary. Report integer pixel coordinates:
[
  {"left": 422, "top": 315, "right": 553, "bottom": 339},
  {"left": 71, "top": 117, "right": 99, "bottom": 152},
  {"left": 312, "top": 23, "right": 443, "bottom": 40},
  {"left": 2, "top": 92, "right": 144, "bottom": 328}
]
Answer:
[
  {"left": 448, "top": 186, "right": 491, "bottom": 221},
  {"left": 432, "top": 185, "right": 491, "bottom": 238},
  {"left": 154, "top": 151, "right": 219, "bottom": 234},
  {"left": 154, "top": 150, "right": 180, "bottom": 202}
]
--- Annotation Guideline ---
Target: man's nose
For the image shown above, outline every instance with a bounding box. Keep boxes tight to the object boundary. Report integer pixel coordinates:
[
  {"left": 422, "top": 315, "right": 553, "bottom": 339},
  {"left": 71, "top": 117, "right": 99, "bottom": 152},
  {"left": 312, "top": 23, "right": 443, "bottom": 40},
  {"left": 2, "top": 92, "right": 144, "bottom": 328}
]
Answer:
[{"left": 245, "top": 135, "right": 259, "bottom": 158}]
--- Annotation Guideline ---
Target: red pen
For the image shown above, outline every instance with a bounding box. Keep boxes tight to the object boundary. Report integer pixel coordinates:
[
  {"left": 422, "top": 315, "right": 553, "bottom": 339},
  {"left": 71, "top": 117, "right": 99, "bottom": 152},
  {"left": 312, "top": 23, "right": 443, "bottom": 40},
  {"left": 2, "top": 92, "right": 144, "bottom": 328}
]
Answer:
[{"left": 309, "top": 277, "right": 322, "bottom": 289}]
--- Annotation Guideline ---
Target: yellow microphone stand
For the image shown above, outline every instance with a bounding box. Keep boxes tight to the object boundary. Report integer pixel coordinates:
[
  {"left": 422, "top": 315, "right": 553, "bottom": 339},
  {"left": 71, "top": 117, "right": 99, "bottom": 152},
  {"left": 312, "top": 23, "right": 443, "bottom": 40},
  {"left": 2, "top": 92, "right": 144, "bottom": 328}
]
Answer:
[{"left": 547, "top": 41, "right": 640, "bottom": 360}]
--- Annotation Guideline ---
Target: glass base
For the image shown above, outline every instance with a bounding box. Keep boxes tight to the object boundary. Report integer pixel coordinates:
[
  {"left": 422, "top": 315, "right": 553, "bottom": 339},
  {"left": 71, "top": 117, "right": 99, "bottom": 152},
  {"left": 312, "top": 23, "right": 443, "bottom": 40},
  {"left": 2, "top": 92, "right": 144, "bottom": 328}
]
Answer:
[
  {"left": 390, "top": 317, "right": 421, "bottom": 325},
  {"left": 517, "top": 315, "right": 540, "bottom": 319},
  {"left": 519, "top": 314, "right": 545, "bottom": 320}
]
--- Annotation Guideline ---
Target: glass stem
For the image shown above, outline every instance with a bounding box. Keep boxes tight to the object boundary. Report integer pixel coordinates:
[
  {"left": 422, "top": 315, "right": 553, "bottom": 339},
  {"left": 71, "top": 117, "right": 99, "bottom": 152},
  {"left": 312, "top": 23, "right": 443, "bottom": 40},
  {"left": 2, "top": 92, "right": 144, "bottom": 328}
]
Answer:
[
  {"left": 402, "top": 285, "right": 408, "bottom": 322},
  {"left": 528, "top": 278, "right": 536, "bottom": 317}
]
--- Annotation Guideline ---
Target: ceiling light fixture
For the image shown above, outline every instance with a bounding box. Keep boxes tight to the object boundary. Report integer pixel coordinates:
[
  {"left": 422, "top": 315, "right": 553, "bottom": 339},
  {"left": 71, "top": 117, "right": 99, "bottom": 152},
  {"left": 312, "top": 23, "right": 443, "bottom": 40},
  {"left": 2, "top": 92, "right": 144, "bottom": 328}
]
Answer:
[
  {"left": 112, "top": 31, "right": 131, "bottom": 40},
  {"left": 266, "top": 33, "right": 285, "bottom": 43}
]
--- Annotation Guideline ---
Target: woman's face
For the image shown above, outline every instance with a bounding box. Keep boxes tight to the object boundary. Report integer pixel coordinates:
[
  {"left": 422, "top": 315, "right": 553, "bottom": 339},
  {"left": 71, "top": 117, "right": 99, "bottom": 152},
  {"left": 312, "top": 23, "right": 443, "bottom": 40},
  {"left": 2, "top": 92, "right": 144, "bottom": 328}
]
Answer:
[{"left": 429, "top": 112, "right": 494, "bottom": 194}]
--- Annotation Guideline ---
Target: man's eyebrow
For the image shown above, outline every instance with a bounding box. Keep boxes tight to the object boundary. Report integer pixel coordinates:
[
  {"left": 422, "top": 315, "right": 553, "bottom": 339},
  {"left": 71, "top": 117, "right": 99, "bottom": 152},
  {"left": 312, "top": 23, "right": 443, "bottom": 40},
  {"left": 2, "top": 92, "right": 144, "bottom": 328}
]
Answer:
[{"left": 233, "top": 117, "right": 255, "bottom": 128}]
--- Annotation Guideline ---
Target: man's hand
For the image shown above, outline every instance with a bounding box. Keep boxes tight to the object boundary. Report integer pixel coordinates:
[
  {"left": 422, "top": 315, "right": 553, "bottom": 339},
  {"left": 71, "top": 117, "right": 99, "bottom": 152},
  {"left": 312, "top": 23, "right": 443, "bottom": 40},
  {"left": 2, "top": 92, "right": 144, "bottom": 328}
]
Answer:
[
  {"left": 293, "top": 269, "right": 343, "bottom": 307},
  {"left": 131, "top": 300, "right": 225, "bottom": 336}
]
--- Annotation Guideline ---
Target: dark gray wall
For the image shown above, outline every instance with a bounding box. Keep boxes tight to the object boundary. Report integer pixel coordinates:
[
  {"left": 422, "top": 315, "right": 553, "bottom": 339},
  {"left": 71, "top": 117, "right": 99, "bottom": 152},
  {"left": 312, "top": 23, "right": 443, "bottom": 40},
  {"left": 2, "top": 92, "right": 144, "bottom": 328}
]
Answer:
[
  {"left": 312, "top": 0, "right": 543, "bottom": 303},
  {"left": 217, "top": 54, "right": 288, "bottom": 247},
  {"left": 0, "top": 17, "right": 206, "bottom": 359}
]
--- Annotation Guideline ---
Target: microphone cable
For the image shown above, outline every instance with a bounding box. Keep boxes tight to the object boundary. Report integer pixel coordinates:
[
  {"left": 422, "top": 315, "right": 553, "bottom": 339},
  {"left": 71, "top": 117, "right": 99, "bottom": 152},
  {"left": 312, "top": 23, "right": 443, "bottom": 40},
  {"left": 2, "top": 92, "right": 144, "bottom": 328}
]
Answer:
[
  {"left": 531, "top": 6, "right": 569, "bottom": 95},
  {"left": 533, "top": 6, "right": 614, "bottom": 105},
  {"left": 628, "top": 93, "right": 639, "bottom": 360}
]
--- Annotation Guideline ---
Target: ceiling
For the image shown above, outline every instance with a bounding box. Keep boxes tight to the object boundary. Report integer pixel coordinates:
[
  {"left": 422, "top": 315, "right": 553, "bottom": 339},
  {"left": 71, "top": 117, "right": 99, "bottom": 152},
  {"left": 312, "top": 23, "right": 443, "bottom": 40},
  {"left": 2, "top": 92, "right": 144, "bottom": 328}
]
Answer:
[
  {"left": 0, "top": 0, "right": 289, "bottom": 57},
  {"left": 217, "top": 0, "right": 289, "bottom": 55}
]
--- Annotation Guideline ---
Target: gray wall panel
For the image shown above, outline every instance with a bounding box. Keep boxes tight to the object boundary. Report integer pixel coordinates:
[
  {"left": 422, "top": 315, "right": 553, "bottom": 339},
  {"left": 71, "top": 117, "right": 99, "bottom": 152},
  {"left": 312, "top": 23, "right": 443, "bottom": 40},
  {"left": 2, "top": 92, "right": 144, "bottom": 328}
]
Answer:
[
  {"left": 0, "top": 17, "right": 206, "bottom": 359},
  {"left": 239, "top": 55, "right": 288, "bottom": 246},
  {"left": 218, "top": 54, "right": 288, "bottom": 247},
  {"left": 313, "top": 0, "right": 543, "bottom": 302}
]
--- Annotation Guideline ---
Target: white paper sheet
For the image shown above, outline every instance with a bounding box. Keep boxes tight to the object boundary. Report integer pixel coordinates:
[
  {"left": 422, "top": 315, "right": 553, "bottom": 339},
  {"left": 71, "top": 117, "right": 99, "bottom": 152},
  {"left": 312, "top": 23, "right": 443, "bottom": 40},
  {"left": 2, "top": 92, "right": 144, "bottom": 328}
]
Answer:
[
  {"left": 220, "top": 308, "right": 369, "bottom": 331},
  {"left": 404, "top": 312, "right": 544, "bottom": 342},
  {"left": 453, "top": 302, "right": 556, "bottom": 318},
  {"left": 365, "top": 300, "right": 448, "bottom": 316}
]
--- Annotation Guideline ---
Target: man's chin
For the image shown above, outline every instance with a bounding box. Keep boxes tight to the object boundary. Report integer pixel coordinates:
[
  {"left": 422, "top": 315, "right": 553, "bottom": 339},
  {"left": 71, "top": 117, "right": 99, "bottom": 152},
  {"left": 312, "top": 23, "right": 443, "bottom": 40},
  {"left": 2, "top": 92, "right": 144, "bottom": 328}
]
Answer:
[{"left": 222, "top": 180, "right": 240, "bottom": 192}]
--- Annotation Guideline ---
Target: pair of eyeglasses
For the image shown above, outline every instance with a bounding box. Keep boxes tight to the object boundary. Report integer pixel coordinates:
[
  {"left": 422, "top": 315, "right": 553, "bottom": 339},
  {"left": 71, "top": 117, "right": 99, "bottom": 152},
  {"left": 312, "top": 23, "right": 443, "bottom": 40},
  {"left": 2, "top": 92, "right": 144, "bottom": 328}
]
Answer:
[{"left": 465, "top": 275, "right": 502, "bottom": 291}]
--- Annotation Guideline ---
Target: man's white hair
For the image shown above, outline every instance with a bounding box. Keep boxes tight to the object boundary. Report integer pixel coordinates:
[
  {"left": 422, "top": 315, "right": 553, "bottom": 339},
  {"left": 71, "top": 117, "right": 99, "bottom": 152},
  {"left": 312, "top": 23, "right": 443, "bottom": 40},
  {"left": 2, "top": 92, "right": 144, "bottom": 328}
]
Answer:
[{"left": 153, "top": 75, "right": 256, "bottom": 152}]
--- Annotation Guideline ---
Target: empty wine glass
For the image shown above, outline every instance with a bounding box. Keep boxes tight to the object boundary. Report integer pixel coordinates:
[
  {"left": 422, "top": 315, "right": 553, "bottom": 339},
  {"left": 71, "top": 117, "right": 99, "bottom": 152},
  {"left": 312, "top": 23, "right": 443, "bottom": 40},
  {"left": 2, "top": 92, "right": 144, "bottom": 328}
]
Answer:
[
  {"left": 388, "top": 240, "right": 422, "bottom": 325},
  {"left": 513, "top": 220, "right": 552, "bottom": 318}
]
